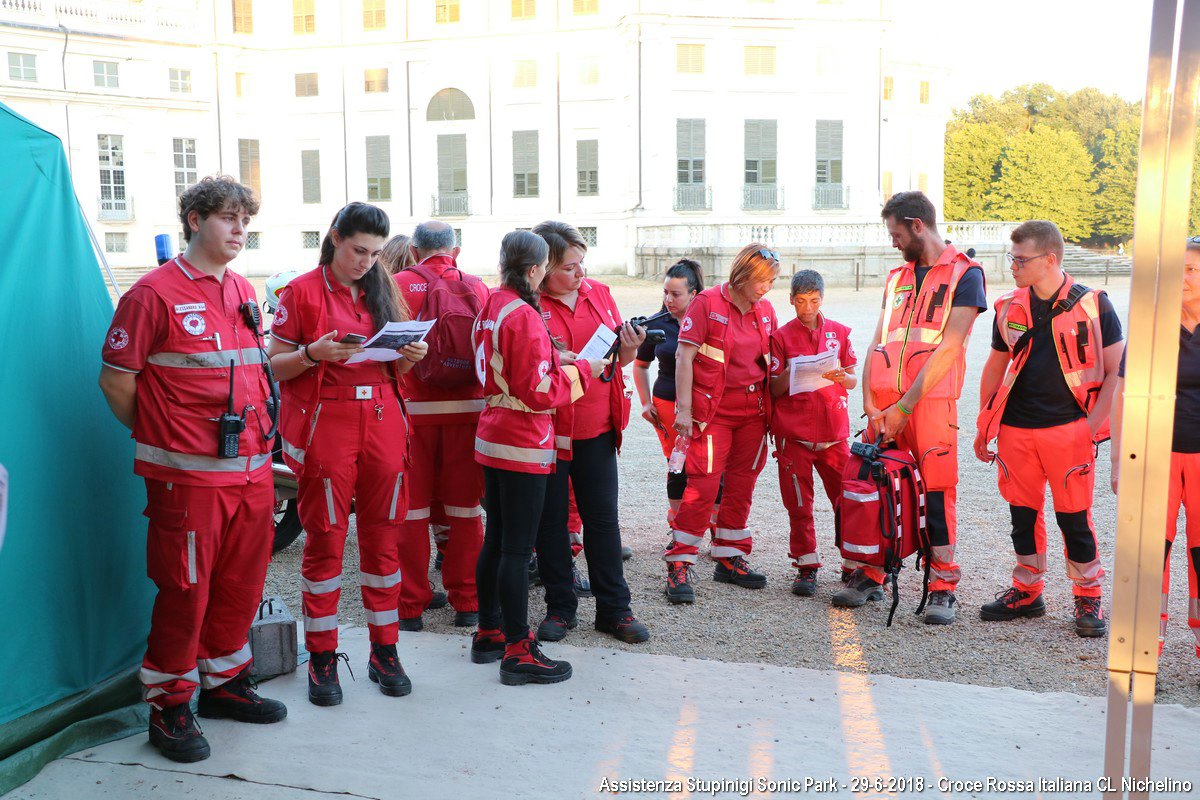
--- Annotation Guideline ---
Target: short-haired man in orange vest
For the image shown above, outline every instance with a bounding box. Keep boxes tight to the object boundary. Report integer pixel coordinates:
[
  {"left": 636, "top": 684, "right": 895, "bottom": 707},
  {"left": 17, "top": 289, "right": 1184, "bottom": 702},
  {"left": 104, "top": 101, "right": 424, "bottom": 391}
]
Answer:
[
  {"left": 834, "top": 191, "right": 987, "bottom": 624},
  {"left": 974, "top": 220, "right": 1123, "bottom": 637}
]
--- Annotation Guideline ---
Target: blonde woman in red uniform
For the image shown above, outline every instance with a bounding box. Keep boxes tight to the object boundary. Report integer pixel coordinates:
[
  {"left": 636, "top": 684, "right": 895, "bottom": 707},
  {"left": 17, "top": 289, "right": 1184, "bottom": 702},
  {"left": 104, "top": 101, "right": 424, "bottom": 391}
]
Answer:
[
  {"left": 471, "top": 230, "right": 606, "bottom": 684},
  {"left": 664, "top": 245, "right": 780, "bottom": 603},
  {"left": 268, "top": 202, "right": 427, "bottom": 706}
]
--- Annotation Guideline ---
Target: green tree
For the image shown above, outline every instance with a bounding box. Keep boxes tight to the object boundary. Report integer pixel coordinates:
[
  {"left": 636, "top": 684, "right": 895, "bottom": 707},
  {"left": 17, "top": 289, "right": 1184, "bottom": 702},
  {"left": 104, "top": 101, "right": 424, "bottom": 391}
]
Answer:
[
  {"left": 1045, "top": 88, "right": 1139, "bottom": 161},
  {"left": 944, "top": 122, "right": 1006, "bottom": 220},
  {"left": 987, "top": 125, "right": 1098, "bottom": 240},
  {"left": 1093, "top": 116, "right": 1141, "bottom": 241}
]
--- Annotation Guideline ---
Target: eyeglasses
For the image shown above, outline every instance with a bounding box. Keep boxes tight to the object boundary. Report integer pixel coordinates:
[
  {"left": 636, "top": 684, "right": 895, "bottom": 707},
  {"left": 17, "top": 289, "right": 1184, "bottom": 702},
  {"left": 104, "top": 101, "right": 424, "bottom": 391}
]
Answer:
[
  {"left": 758, "top": 248, "right": 779, "bottom": 262},
  {"left": 1005, "top": 252, "right": 1051, "bottom": 267}
]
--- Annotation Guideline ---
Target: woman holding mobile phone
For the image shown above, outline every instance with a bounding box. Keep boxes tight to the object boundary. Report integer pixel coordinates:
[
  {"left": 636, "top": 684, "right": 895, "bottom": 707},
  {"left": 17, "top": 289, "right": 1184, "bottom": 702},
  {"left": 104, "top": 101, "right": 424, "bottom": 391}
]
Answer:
[{"left": 268, "top": 202, "right": 427, "bottom": 707}]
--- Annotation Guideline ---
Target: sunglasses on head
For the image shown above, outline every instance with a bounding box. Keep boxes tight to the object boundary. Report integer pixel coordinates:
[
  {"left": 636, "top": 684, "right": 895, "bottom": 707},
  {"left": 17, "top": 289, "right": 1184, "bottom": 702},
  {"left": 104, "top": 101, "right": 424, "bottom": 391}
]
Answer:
[
  {"left": 758, "top": 248, "right": 779, "bottom": 262},
  {"left": 1188, "top": 235, "right": 1200, "bottom": 245}
]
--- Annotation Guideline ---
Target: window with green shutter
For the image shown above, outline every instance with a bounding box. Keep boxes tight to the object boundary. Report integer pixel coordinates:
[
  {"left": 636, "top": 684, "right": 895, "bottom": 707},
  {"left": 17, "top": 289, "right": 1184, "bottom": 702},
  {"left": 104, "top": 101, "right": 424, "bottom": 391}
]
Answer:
[
  {"left": 744, "top": 120, "right": 777, "bottom": 184},
  {"left": 676, "top": 119, "right": 705, "bottom": 184},
  {"left": 513, "top": 131, "right": 539, "bottom": 197},
  {"left": 577, "top": 139, "right": 598, "bottom": 196},
  {"left": 366, "top": 136, "right": 391, "bottom": 201},
  {"left": 301, "top": 150, "right": 321, "bottom": 203}
]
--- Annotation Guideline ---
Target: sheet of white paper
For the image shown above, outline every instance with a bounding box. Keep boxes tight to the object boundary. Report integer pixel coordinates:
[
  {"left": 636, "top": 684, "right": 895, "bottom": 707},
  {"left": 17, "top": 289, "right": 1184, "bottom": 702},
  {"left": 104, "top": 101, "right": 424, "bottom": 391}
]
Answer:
[
  {"left": 788, "top": 349, "right": 839, "bottom": 395},
  {"left": 578, "top": 325, "right": 618, "bottom": 361},
  {"left": 346, "top": 320, "right": 437, "bottom": 364}
]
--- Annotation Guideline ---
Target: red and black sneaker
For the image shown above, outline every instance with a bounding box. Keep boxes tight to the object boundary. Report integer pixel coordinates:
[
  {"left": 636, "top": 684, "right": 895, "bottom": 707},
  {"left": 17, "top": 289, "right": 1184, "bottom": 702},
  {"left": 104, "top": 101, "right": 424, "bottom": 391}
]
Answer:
[
  {"left": 499, "top": 635, "right": 573, "bottom": 686},
  {"left": 595, "top": 614, "right": 651, "bottom": 643},
  {"left": 980, "top": 587, "right": 1046, "bottom": 621},
  {"left": 197, "top": 668, "right": 287, "bottom": 723},
  {"left": 1074, "top": 596, "right": 1107, "bottom": 638},
  {"left": 368, "top": 643, "right": 413, "bottom": 697},
  {"left": 713, "top": 556, "right": 767, "bottom": 589},
  {"left": 149, "top": 703, "right": 210, "bottom": 763},
  {"left": 791, "top": 567, "right": 819, "bottom": 597},
  {"left": 665, "top": 562, "right": 695, "bottom": 604},
  {"left": 308, "top": 650, "right": 351, "bottom": 707},
  {"left": 471, "top": 628, "right": 506, "bottom": 664}
]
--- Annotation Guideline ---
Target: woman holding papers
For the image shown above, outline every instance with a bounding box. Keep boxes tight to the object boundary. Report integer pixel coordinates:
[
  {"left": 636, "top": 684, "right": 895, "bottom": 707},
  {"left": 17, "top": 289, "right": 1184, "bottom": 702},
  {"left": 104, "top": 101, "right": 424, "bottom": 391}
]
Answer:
[
  {"left": 632, "top": 259, "right": 707, "bottom": 531},
  {"left": 663, "top": 245, "right": 780, "bottom": 604},
  {"left": 268, "top": 202, "right": 427, "bottom": 707},
  {"left": 531, "top": 220, "right": 651, "bottom": 645},
  {"left": 471, "top": 230, "right": 606, "bottom": 684},
  {"left": 767, "top": 270, "right": 857, "bottom": 599}
]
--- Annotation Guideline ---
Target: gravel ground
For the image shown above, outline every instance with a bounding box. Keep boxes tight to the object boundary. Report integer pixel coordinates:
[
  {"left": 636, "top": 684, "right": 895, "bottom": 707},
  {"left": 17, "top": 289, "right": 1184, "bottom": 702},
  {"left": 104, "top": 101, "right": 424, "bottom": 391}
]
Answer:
[{"left": 263, "top": 274, "right": 1200, "bottom": 708}]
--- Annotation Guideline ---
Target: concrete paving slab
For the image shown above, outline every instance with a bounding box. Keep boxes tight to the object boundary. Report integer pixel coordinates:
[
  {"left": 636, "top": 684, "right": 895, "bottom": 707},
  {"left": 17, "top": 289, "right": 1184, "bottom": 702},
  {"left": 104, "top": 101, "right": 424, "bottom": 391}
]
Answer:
[{"left": 6, "top": 626, "right": 1198, "bottom": 800}]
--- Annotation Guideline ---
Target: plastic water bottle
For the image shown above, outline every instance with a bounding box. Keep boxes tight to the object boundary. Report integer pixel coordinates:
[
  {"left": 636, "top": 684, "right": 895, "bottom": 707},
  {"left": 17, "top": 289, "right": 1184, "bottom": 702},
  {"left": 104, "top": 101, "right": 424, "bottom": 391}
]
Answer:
[{"left": 668, "top": 434, "right": 691, "bottom": 474}]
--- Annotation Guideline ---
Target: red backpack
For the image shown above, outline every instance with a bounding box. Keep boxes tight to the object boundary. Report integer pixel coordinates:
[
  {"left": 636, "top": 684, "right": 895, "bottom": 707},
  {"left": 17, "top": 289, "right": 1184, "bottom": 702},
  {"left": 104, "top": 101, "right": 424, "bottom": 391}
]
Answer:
[
  {"left": 836, "top": 436, "right": 930, "bottom": 625},
  {"left": 404, "top": 263, "right": 485, "bottom": 388}
]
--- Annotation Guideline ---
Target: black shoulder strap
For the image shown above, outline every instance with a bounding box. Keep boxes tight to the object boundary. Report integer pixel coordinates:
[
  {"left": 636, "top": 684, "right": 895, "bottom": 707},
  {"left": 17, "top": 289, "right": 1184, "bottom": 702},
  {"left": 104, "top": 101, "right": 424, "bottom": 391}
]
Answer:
[{"left": 1012, "top": 283, "right": 1089, "bottom": 358}]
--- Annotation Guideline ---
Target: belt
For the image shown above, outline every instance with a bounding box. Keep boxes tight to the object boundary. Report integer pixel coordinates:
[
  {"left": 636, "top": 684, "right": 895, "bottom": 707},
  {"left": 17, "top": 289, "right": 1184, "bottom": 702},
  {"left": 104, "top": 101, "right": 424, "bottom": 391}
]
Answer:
[
  {"left": 798, "top": 440, "right": 841, "bottom": 452},
  {"left": 318, "top": 383, "right": 390, "bottom": 400}
]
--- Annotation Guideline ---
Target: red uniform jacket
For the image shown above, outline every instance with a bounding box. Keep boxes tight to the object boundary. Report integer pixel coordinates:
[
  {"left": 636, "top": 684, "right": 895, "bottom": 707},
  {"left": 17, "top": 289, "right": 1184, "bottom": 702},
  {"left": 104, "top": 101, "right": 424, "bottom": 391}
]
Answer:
[
  {"left": 769, "top": 314, "right": 856, "bottom": 442},
  {"left": 474, "top": 287, "right": 591, "bottom": 474},
  {"left": 102, "top": 257, "right": 272, "bottom": 486},
  {"left": 395, "top": 253, "right": 489, "bottom": 427}
]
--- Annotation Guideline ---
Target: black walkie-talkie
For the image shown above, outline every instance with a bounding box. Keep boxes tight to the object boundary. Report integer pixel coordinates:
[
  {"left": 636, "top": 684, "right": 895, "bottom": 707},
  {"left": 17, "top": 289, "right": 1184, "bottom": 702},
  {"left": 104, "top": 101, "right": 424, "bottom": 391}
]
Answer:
[{"left": 217, "top": 360, "right": 245, "bottom": 458}]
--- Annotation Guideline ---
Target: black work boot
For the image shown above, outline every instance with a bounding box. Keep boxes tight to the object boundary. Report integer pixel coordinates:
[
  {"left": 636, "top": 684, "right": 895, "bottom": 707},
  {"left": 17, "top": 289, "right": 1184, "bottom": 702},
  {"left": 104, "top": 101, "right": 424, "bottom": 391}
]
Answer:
[
  {"left": 149, "top": 703, "right": 210, "bottom": 763},
  {"left": 830, "top": 569, "right": 884, "bottom": 608},
  {"left": 307, "top": 650, "right": 349, "bottom": 707},
  {"left": 980, "top": 587, "right": 1046, "bottom": 621},
  {"left": 665, "top": 562, "right": 695, "bottom": 604},
  {"left": 536, "top": 613, "right": 578, "bottom": 642},
  {"left": 924, "top": 590, "right": 958, "bottom": 625},
  {"left": 791, "top": 567, "right": 819, "bottom": 597},
  {"left": 713, "top": 556, "right": 768, "bottom": 589},
  {"left": 368, "top": 643, "right": 413, "bottom": 697},
  {"left": 471, "top": 628, "right": 506, "bottom": 664},
  {"left": 454, "top": 610, "right": 480, "bottom": 628},
  {"left": 499, "top": 635, "right": 573, "bottom": 686},
  {"left": 1074, "top": 596, "right": 1107, "bottom": 638},
  {"left": 595, "top": 614, "right": 651, "bottom": 643},
  {"left": 197, "top": 668, "right": 287, "bottom": 723}
]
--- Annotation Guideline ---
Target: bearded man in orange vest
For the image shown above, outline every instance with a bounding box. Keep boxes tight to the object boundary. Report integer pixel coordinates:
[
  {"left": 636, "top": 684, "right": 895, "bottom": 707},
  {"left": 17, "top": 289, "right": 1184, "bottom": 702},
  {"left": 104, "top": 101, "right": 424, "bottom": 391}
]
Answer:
[
  {"left": 834, "top": 191, "right": 987, "bottom": 624},
  {"left": 974, "top": 220, "right": 1123, "bottom": 637}
]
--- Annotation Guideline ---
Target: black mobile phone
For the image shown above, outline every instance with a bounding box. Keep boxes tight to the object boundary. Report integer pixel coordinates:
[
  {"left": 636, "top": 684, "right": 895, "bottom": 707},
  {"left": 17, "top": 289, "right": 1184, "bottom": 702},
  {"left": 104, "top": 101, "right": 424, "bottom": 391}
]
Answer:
[{"left": 338, "top": 334, "right": 368, "bottom": 345}]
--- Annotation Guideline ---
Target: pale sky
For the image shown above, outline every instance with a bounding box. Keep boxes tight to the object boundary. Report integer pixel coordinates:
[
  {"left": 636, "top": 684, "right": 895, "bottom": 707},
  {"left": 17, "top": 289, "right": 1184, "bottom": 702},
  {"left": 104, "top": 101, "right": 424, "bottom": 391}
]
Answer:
[{"left": 888, "top": 0, "right": 1154, "bottom": 108}]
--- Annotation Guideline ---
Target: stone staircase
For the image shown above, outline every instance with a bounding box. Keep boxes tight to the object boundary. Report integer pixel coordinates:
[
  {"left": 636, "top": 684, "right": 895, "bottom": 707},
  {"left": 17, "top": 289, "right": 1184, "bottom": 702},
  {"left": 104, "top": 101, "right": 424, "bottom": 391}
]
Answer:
[{"left": 1062, "top": 243, "right": 1131, "bottom": 279}]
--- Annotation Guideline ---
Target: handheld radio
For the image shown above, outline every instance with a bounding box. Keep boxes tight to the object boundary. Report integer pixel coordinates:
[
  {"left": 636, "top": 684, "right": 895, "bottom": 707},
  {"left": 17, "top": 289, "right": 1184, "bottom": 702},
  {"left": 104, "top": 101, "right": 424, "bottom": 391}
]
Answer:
[{"left": 217, "top": 360, "right": 246, "bottom": 458}]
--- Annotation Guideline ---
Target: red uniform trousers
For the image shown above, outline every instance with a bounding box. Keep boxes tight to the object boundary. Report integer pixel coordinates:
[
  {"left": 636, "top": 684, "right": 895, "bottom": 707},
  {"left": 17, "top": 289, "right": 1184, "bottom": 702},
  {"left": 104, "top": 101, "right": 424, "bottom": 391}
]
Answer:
[
  {"left": 849, "top": 398, "right": 960, "bottom": 590},
  {"left": 1163, "top": 451, "right": 1200, "bottom": 657},
  {"left": 397, "top": 422, "right": 483, "bottom": 616},
  {"left": 776, "top": 438, "right": 849, "bottom": 569},
  {"left": 995, "top": 419, "right": 1104, "bottom": 598},
  {"left": 665, "top": 387, "right": 769, "bottom": 564},
  {"left": 299, "top": 385, "right": 409, "bottom": 652},
  {"left": 140, "top": 476, "right": 273, "bottom": 709}
]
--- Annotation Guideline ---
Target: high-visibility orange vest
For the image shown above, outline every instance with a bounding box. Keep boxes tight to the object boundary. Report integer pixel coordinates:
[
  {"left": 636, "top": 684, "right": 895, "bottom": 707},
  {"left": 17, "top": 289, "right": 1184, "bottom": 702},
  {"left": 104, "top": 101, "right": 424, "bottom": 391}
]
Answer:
[
  {"left": 868, "top": 248, "right": 979, "bottom": 406},
  {"left": 978, "top": 275, "right": 1110, "bottom": 444}
]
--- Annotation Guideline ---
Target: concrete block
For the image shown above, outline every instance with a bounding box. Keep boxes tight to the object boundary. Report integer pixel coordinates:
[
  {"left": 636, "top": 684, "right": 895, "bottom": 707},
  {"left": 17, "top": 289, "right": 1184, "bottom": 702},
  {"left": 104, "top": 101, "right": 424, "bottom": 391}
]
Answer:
[{"left": 248, "top": 595, "right": 298, "bottom": 679}]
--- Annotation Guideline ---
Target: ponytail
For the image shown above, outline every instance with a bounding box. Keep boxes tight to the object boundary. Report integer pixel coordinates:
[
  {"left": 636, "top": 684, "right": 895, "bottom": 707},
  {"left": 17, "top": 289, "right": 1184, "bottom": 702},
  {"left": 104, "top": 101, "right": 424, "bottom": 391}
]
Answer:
[
  {"left": 320, "top": 202, "right": 408, "bottom": 330},
  {"left": 666, "top": 258, "right": 704, "bottom": 294}
]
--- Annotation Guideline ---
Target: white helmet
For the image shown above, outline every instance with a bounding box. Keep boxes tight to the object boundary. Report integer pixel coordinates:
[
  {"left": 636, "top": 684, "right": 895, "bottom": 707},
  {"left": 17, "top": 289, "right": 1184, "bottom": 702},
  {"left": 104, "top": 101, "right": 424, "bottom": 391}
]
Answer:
[{"left": 264, "top": 269, "right": 301, "bottom": 313}]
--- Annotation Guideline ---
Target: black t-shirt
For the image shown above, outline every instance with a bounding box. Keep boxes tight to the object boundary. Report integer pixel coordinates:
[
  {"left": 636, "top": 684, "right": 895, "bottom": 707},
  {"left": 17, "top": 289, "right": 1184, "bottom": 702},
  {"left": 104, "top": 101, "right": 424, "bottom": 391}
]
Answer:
[
  {"left": 994, "top": 290, "right": 1123, "bottom": 429},
  {"left": 914, "top": 264, "right": 988, "bottom": 311},
  {"left": 635, "top": 314, "right": 681, "bottom": 401},
  {"left": 1118, "top": 325, "right": 1200, "bottom": 452}
]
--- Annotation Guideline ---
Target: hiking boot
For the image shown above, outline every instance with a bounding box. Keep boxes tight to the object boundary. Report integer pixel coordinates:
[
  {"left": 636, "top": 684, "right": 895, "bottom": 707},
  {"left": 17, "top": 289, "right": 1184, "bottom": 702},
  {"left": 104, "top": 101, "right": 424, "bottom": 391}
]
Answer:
[
  {"left": 572, "top": 561, "right": 593, "bottom": 597},
  {"left": 148, "top": 703, "right": 210, "bottom": 763},
  {"left": 499, "top": 635, "right": 573, "bottom": 686},
  {"left": 471, "top": 628, "right": 506, "bottom": 664},
  {"left": 621, "top": 545, "right": 633, "bottom": 561},
  {"left": 197, "top": 668, "right": 287, "bottom": 724},
  {"left": 980, "top": 587, "right": 1046, "bottom": 621},
  {"left": 830, "top": 569, "right": 883, "bottom": 608},
  {"left": 399, "top": 616, "right": 423, "bottom": 632},
  {"left": 791, "top": 567, "right": 819, "bottom": 597},
  {"left": 536, "top": 613, "right": 578, "bottom": 642},
  {"left": 1074, "top": 596, "right": 1107, "bottom": 638},
  {"left": 367, "top": 643, "right": 412, "bottom": 697},
  {"left": 595, "top": 614, "right": 651, "bottom": 643},
  {"left": 665, "top": 562, "right": 695, "bottom": 604},
  {"left": 307, "top": 650, "right": 350, "bottom": 707},
  {"left": 454, "top": 611, "right": 479, "bottom": 628},
  {"left": 427, "top": 586, "right": 448, "bottom": 610},
  {"left": 713, "top": 556, "right": 768, "bottom": 589},
  {"left": 528, "top": 553, "right": 542, "bottom": 586},
  {"left": 924, "top": 590, "right": 958, "bottom": 625}
]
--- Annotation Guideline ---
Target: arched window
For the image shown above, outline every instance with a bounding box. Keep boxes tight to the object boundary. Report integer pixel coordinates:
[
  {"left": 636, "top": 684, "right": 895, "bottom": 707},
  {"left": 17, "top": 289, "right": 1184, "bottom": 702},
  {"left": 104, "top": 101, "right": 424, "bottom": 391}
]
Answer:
[{"left": 426, "top": 88, "right": 475, "bottom": 121}]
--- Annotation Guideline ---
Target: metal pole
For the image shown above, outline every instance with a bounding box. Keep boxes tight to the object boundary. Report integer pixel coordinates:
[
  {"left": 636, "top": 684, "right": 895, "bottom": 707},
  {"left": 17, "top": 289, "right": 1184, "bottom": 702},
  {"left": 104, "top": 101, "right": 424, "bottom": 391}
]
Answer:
[{"left": 1104, "top": 2, "right": 1200, "bottom": 798}]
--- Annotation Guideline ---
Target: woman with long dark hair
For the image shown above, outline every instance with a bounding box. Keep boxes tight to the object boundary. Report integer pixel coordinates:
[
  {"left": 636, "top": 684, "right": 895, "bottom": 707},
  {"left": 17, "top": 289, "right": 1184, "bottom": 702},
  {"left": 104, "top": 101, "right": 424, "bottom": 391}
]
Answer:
[
  {"left": 531, "top": 220, "right": 650, "bottom": 645},
  {"left": 471, "top": 230, "right": 606, "bottom": 685},
  {"left": 632, "top": 259, "right": 704, "bottom": 530},
  {"left": 269, "top": 202, "right": 427, "bottom": 706}
]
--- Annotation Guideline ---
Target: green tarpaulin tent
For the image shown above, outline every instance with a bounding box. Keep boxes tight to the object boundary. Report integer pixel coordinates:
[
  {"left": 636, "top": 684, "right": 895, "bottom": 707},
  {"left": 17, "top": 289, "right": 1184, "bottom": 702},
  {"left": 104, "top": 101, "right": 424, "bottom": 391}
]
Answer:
[{"left": 0, "top": 102, "right": 154, "bottom": 792}]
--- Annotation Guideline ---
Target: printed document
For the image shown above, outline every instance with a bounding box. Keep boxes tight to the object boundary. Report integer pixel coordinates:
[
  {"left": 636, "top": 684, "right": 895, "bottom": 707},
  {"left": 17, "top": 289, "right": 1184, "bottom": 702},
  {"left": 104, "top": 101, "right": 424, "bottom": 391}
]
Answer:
[
  {"left": 788, "top": 350, "right": 839, "bottom": 395},
  {"left": 346, "top": 320, "right": 437, "bottom": 364},
  {"left": 578, "top": 325, "right": 618, "bottom": 361}
]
